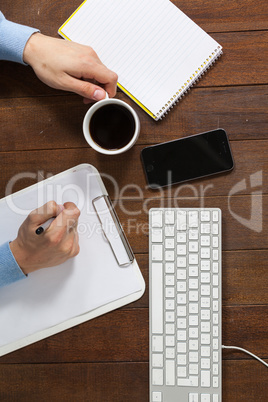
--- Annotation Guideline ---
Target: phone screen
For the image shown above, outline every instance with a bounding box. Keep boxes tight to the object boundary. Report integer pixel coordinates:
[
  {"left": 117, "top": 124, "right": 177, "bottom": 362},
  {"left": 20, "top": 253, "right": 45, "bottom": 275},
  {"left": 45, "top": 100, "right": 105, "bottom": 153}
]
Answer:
[{"left": 141, "top": 129, "right": 234, "bottom": 188}]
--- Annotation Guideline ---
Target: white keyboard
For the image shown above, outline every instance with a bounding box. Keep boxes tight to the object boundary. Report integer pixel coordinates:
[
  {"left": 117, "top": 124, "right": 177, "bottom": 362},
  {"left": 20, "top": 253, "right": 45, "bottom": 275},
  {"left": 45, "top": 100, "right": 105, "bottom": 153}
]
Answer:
[{"left": 149, "top": 208, "right": 222, "bottom": 402}]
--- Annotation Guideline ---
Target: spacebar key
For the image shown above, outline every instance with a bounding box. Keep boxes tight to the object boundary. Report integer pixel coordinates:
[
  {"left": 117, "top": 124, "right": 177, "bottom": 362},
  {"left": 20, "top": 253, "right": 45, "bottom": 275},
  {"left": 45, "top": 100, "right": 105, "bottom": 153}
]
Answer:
[{"left": 151, "top": 263, "right": 163, "bottom": 334}]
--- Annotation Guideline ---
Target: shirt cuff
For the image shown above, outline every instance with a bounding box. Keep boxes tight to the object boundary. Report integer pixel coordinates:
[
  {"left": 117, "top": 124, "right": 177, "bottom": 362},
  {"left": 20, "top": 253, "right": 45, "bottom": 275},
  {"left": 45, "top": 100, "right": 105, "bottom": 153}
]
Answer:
[
  {"left": 0, "top": 11, "right": 39, "bottom": 64},
  {"left": 0, "top": 241, "right": 26, "bottom": 288}
]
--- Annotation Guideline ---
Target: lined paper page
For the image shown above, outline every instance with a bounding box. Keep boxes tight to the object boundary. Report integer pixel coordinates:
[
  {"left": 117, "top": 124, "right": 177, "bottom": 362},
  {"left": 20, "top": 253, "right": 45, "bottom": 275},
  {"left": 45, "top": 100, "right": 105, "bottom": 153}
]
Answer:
[{"left": 59, "top": 0, "right": 221, "bottom": 118}]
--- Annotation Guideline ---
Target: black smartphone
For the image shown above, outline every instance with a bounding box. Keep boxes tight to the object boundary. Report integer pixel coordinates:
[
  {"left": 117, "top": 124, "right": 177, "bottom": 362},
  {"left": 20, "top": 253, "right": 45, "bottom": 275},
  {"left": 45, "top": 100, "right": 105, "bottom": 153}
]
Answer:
[{"left": 141, "top": 128, "right": 234, "bottom": 188}]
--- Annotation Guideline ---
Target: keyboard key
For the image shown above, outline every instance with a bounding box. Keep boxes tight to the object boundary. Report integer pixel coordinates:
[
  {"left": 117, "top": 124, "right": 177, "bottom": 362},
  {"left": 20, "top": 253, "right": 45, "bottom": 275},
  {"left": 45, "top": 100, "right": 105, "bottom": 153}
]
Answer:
[
  {"left": 152, "top": 210, "right": 163, "bottom": 227},
  {"left": 189, "top": 364, "right": 198, "bottom": 375},
  {"left": 201, "top": 394, "right": 211, "bottom": 402},
  {"left": 201, "top": 285, "right": 210, "bottom": 296},
  {"left": 151, "top": 263, "right": 163, "bottom": 334},
  {"left": 178, "top": 376, "right": 198, "bottom": 387},
  {"left": 201, "top": 248, "right": 211, "bottom": 259},
  {"left": 152, "top": 228, "right": 163, "bottom": 243},
  {"left": 177, "top": 257, "right": 187, "bottom": 267},
  {"left": 165, "top": 210, "right": 175, "bottom": 225},
  {"left": 189, "top": 279, "right": 198, "bottom": 289},
  {"left": 165, "top": 250, "right": 175, "bottom": 261},
  {"left": 152, "top": 354, "right": 164, "bottom": 367},
  {"left": 189, "top": 254, "right": 199, "bottom": 264},
  {"left": 189, "top": 394, "right": 198, "bottom": 402},
  {"left": 201, "top": 223, "right": 210, "bottom": 234},
  {"left": 166, "top": 312, "right": 175, "bottom": 322},
  {"left": 189, "top": 266, "right": 198, "bottom": 276},
  {"left": 201, "top": 346, "right": 211, "bottom": 357},
  {"left": 213, "top": 351, "right": 219, "bottom": 363},
  {"left": 212, "top": 224, "right": 219, "bottom": 235},
  {"left": 201, "top": 235, "right": 210, "bottom": 246},
  {"left": 152, "top": 391, "right": 162, "bottom": 401},
  {"left": 213, "top": 236, "right": 219, "bottom": 248},
  {"left": 166, "top": 300, "right": 175, "bottom": 310},
  {"left": 189, "top": 229, "right": 199, "bottom": 240},
  {"left": 201, "top": 370, "right": 211, "bottom": 387},
  {"left": 177, "top": 306, "right": 187, "bottom": 316},
  {"left": 165, "top": 238, "right": 175, "bottom": 249},
  {"left": 213, "top": 377, "right": 219, "bottom": 388},
  {"left": 213, "top": 262, "right": 219, "bottom": 273},
  {"left": 177, "top": 244, "right": 187, "bottom": 255},
  {"left": 189, "top": 315, "right": 198, "bottom": 326},
  {"left": 152, "top": 245, "right": 163, "bottom": 260},
  {"left": 166, "top": 287, "right": 175, "bottom": 298},
  {"left": 177, "top": 294, "right": 187, "bottom": 304},
  {"left": 201, "top": 260, "right": 210, "bottom": 270},
  {"left": 177, "top": 269, "right": 187, "bottom": 279},
  {"left": 213, "top": 364, "right": 219, "bottom": 375},
  {"left": 166, "top": 348, "right": 175, "bottom": 359},
  {"left": 201, "top": 297, "right": 210, "bottom": 308},
  {"left": 177, "top": 330, "right": 187, "bottom": 341},
  {"left": 201, "top": 358, "right": 210, "bottom": 369},
  {"left": 189, "top": 303, "right": 198, "bottom": 314},
  {"left": 177, "top": 343, "right": 187, "bottom": 353},
  {"left": 189, "top": 328, "right": 198, "bottom": 338},
  {"left": 166, "top": 323, "right": 175, "bottom": 334},
  {"left": 177, "top": 210, "right": 187, "bottom": 231},
  {"left": 166, "top": 336, "right": 175, "bottom": 347},
  {"left": 177, "top": 232, "right": 187, "bottom": 243},
  {"left": 177, "top": 282, "right": 187, "bottom": 292},
  {"left": 152, "top": 368, "right": 164, "bottom": 385},
  {"left": 201, "top": 272, "right": 210, "bottom": 283},
  {"left": 166, "top": 262, "right": 175, "bottom": 273},
  {"left": 166, "top": 360, "right": 175, "bottom": 385},
  {"left": 177, "top": 366, "right": 187, "bottom": 377},
  {"left": 213, "top": 250, "right": 219, "bottom": 260},
  {"left": 177, "top": 354, "right": 187, "bottom": 365},
  {"left": 177, "top": 318, "right": 187, "bottom": 328},
  {"left": 189, "top": 291, "right": 198, "bottom": 301},
  {"left": 152, "top": 336, "right": 163, "bottom": 352},
  {"left": 189, "top": 241, "right": 199, "bottom": 252},
  {"left": 189, "top": 211, "right": 198, "bottom": 228},
  {"left": 212, "top": 210, "right": 219, "bottom": 222},
  {"left": 165, "top": 226, "right": 175, "bottom": 237},
  {"left": 165, "top": 275, "right": 175, "bottom": 286},
  {"left": 201, "top": 211, "right": 210, "bottom": 221}
]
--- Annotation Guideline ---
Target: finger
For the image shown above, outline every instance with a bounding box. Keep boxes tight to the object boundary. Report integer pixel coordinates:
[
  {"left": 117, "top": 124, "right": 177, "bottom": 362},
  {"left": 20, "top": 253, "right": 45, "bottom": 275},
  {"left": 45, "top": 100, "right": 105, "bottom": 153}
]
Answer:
[
  {"left": 28, "top": 201, "right": 63, "bottom": 226},
  {"left": 61, "top": 74, "right": 107, "bottom": 101}
]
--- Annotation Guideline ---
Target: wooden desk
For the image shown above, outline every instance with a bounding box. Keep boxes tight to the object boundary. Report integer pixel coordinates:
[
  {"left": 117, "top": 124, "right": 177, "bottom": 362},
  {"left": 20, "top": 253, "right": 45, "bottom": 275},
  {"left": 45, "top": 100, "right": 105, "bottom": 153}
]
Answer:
[{"left": 0, "top": 0, "right": 267, "bottom": 400}]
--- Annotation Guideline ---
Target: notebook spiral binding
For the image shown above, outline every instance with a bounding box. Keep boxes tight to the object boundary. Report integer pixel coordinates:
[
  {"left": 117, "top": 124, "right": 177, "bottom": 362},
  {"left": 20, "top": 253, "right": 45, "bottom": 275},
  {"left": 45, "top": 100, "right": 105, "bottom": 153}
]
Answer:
[{"left": 157, "top": 45, "right": 223, "bottom": 120}]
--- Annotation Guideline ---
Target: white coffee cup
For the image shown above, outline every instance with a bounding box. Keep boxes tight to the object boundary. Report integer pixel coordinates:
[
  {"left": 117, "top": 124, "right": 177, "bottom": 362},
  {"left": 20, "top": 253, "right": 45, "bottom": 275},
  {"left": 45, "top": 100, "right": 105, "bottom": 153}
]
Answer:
[{"left": 83, "top": 95, "right": 140, "bottom": 155}]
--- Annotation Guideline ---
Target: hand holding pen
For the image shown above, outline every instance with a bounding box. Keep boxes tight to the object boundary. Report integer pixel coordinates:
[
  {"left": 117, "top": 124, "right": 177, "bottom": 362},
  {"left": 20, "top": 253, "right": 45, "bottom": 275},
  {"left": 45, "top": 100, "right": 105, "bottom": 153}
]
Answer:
[{"left": 10, "top": 201, "right": 80, "bottom": 275}]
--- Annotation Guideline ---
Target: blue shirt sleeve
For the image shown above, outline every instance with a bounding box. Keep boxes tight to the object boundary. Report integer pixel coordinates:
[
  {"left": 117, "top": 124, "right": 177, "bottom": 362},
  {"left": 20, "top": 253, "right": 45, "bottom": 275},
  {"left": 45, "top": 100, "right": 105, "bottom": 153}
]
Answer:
[
  {"left": 0, "top": 241, "right": 26, "bottom": 288},
  {"left": 0, "top": 11, "right": 39, "bottom": 64}
]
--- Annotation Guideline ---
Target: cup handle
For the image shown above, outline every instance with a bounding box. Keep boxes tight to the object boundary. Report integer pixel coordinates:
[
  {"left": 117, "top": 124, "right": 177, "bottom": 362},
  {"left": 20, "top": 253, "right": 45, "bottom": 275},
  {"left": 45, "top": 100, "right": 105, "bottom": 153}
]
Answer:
[{"left": 105, "top": 92, "right": 109, "bottom": 99}]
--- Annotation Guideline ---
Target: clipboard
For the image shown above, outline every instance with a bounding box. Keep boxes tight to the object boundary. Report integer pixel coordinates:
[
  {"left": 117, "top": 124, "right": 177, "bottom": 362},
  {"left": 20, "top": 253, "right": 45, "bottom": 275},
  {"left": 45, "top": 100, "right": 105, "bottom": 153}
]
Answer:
[{"left": 0, "top": 164, "right": 145, "bottom": 357}]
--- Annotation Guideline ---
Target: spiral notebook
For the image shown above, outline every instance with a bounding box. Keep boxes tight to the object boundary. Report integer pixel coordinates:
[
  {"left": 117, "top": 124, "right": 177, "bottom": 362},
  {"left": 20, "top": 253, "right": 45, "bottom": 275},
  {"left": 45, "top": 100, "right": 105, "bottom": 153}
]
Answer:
[{"left": 59, "top": 0, "right": 222, "bottom": 120}]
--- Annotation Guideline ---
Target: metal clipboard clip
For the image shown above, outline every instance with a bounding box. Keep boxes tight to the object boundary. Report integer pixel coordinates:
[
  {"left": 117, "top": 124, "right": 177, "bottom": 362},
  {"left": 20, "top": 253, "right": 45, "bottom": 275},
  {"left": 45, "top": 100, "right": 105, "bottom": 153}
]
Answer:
[{"left": 92, "top": 195, "right": 134, "bottom": 267}]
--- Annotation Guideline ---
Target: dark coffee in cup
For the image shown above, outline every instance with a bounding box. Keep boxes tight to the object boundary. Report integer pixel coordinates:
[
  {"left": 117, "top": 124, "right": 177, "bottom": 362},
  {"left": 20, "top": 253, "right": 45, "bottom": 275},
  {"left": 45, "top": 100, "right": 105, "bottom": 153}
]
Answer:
[{"left": 89, "top": 104, "right": 136, "bottom": 150}]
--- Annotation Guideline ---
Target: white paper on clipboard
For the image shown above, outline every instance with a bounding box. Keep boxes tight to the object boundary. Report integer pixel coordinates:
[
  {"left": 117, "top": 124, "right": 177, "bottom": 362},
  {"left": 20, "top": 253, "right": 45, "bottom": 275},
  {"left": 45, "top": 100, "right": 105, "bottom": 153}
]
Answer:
[{"left": 0, "top": 164, "right": 145, "bottom": 356}]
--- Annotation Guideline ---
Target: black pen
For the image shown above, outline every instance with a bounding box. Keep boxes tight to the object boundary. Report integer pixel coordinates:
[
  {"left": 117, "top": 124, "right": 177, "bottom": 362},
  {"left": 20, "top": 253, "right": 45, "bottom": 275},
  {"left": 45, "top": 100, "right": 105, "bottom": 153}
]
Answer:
[{"left": 35, "top": 217, "right": 55, "bottom": 235}]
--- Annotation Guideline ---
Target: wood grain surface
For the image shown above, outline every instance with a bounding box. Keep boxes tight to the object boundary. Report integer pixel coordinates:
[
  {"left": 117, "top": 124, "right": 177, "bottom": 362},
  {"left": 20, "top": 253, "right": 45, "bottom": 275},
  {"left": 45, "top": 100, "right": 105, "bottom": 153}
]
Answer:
[{"left": 0, "top": 0, "right": 267, "bottom": 401}]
